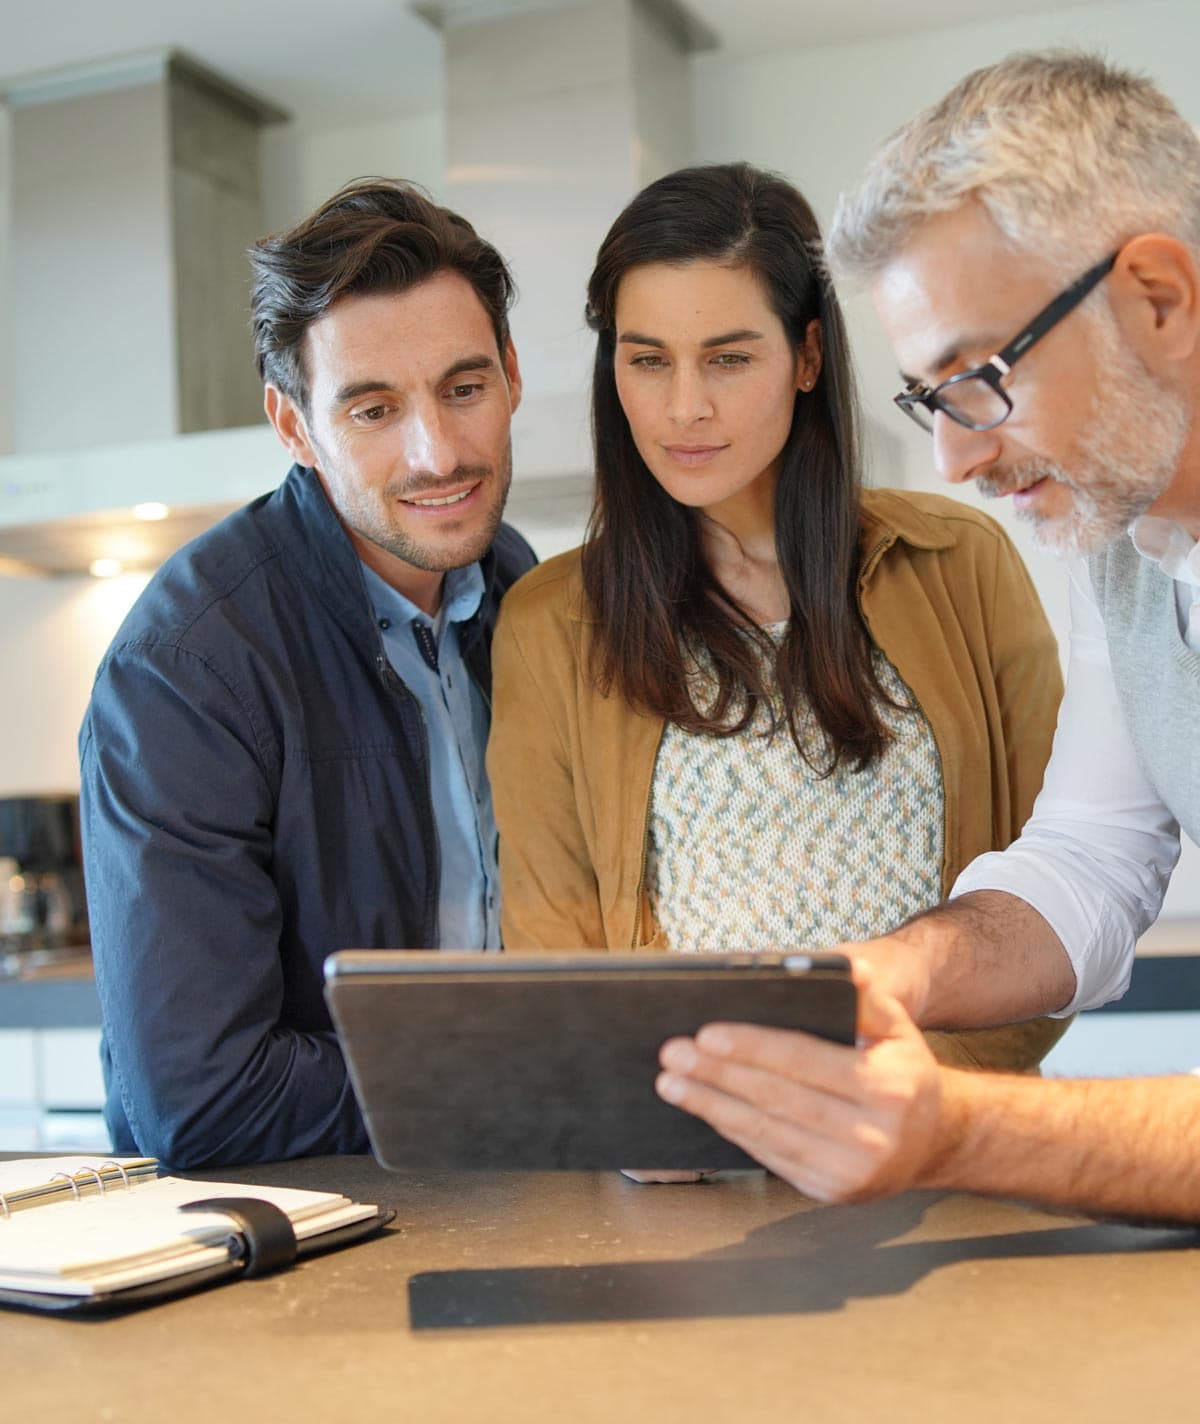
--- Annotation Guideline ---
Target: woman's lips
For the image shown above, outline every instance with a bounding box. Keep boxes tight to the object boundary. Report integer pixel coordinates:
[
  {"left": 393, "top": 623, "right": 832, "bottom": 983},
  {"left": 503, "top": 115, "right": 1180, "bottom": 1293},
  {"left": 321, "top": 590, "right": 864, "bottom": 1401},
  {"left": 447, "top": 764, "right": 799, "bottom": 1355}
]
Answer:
[{"left": 662, "top": 444, "right": 728, "bottom": 467}]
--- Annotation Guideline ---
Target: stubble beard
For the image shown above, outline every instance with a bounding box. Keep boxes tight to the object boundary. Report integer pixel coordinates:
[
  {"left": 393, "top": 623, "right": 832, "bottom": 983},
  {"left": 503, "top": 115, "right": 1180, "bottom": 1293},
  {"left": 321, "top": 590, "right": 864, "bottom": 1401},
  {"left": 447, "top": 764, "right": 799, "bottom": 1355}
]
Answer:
[
  {"left": 976, "top": 327, "right": 1190, "bottom": 559},
  {"left": 334, "top": 443, "right": 514, "bottom": 574}
]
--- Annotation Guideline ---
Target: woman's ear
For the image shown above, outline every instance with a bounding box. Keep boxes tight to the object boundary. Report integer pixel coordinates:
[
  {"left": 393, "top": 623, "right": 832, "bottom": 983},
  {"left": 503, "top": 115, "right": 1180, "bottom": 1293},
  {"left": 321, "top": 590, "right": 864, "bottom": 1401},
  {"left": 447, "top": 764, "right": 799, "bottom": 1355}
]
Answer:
[{"left": 797, "top": 318, "right": 823, "bottom": 392}]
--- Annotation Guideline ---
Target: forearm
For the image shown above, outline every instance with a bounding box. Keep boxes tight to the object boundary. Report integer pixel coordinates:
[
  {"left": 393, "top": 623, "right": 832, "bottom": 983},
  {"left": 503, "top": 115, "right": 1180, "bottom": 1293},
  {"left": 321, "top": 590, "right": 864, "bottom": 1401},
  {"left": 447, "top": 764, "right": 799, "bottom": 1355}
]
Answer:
[
  {"left": 929, "top": 1068, "right": 1200, "bottom": 1224},
  {"left": 179, "top": 1030, "right": 369, "bottom": 1168},
  {"left": 871, "top": 890, "right": 1076, "bottom": 1028},
  {"left": 97, "top": 934, "right": 370, "bottom": 1167}
]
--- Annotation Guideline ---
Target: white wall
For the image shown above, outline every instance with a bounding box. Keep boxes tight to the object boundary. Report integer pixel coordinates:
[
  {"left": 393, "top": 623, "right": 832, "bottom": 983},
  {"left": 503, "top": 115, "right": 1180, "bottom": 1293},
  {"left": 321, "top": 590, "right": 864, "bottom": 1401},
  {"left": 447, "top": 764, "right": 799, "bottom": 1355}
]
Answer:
[
  {"left": 260, "top": 109, "right": 447, "bottom": 232},
  {"left": 0, "top": 105, "right": 13, "bottom": 455},
  {"left": 0, "top": 572, "right": 147, "bottom": 794}
]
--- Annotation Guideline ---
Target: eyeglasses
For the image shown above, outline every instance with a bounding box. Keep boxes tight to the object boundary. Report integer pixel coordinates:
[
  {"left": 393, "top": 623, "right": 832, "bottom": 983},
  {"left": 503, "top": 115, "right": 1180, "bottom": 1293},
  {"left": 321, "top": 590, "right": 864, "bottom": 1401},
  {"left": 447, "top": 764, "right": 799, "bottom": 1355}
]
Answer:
[{"left": 894, "top": 249, "right": 1119, "bottom": 435}]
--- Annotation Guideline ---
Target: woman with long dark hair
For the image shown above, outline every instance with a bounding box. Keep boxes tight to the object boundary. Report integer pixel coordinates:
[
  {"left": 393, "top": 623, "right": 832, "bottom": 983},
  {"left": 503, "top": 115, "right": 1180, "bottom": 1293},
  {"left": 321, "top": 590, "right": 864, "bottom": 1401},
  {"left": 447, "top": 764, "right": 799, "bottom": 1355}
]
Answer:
[{"left": 488, "top": 162, "right": 1066, "bottom": 1076}]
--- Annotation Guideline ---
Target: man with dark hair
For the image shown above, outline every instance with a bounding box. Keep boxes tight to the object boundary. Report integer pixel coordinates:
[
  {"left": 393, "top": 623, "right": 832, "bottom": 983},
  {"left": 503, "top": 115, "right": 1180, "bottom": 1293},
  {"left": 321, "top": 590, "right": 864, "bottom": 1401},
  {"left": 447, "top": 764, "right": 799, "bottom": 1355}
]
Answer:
[
  {"left": 80, "top": 179, "right": 535, "bottom": 1168},
  {"left": 655, "top": 52, "right": 1200, "bottom": 1222}
]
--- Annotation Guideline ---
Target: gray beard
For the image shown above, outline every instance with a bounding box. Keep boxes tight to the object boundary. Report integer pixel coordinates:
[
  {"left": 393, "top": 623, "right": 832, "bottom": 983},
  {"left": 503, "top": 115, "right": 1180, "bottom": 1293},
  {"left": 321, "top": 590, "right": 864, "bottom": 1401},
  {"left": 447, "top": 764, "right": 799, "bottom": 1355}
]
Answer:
[{"left": 978, "top": 339, "right": 1190, "bottom": 559}]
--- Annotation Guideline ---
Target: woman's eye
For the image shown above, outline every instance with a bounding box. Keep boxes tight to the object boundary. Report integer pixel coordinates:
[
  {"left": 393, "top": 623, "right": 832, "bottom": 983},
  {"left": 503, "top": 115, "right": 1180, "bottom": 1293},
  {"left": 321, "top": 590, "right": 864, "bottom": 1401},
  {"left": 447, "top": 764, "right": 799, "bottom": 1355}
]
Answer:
[
  {"left": 631, "top": 354, "right": 667, "bottom": 369},
  {"left": 712, "top": 352, "right": 751, "bottom": 367}
]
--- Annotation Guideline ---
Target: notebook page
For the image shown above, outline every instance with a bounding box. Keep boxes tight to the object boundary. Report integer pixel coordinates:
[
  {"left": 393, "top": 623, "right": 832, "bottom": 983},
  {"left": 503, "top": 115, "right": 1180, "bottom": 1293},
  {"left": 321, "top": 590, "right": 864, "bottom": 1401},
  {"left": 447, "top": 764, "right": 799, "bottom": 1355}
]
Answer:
[
  {"left": 0, "top": 1156, "right": 158, "bottom": 1200},
  {"left": 0, "top": 1174, "right": 378, "bottom": 1294}
]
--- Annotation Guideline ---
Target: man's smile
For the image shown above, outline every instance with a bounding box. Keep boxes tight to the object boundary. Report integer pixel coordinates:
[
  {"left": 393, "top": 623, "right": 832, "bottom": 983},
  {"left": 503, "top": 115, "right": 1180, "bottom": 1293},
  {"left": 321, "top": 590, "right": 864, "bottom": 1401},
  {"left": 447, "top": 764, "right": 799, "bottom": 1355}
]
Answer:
[{"left": 403, "top": 485, "right": 477, "bottom": 508}]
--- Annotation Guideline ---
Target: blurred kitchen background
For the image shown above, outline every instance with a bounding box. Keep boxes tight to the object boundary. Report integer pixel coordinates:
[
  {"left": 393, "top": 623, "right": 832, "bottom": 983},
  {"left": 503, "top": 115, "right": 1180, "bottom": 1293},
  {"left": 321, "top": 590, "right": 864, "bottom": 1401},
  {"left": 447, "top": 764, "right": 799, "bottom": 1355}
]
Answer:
[{"left": 1, "top": 0, "right": 1198, "bottom": 1149}]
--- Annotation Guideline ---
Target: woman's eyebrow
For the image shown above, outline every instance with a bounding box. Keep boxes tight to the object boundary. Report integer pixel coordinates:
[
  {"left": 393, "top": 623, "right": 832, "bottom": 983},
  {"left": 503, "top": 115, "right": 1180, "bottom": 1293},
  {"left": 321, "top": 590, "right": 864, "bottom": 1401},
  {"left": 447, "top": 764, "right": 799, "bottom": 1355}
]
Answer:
[{"left": 616, "top": 329, "right": 765, "bottom": 348}]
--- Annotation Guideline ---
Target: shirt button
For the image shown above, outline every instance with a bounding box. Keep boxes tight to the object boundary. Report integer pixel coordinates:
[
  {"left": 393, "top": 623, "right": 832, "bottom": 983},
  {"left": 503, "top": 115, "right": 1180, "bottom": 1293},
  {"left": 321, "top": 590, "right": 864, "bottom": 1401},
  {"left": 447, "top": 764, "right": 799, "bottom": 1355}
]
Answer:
[{"left": 378, "top": 618, "right": 391, "bottom": 630}]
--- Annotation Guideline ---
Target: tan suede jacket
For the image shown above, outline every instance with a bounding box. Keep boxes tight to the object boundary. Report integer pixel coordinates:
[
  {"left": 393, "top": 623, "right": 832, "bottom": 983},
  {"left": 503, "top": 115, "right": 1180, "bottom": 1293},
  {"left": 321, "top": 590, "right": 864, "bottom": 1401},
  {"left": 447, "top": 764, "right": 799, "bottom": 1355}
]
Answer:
[{"left": 488, "top": 489, "right": 1068, "bottom": 1071}]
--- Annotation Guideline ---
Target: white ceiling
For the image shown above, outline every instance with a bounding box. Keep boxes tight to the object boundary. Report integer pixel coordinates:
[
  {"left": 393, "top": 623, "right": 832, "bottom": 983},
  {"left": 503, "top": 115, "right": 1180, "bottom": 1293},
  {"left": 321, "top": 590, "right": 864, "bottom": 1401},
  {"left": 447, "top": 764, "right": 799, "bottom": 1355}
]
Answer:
[{"left": 2, "top": 0, "right": 1105, "bottom": 129}]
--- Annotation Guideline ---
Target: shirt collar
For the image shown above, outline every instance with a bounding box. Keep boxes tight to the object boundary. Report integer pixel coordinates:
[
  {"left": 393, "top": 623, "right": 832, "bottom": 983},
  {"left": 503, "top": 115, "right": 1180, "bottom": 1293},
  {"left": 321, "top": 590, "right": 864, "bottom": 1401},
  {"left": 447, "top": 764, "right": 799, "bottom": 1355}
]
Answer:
[
  {"left": 360, "top": 560, "right": 486, "bottom": 629},
  {"left": 1129, "top": 515, "right": 1200, "bottom": 591}
]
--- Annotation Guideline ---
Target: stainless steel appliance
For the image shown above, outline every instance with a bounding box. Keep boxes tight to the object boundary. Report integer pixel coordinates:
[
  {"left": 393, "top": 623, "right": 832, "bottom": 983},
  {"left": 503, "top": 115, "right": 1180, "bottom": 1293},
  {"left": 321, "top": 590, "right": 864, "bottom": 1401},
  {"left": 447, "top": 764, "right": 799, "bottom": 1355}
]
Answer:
[{"left": 0, "top": 795, "right": 89, "bottom": 958}]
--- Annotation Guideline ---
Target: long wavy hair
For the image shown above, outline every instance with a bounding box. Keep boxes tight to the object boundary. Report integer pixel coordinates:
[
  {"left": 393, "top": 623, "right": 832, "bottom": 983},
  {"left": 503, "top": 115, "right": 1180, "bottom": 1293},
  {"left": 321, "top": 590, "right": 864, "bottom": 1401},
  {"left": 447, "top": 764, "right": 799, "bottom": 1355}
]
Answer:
[{"left": 582, "top": 162, "right": 891, "bottom": 773}]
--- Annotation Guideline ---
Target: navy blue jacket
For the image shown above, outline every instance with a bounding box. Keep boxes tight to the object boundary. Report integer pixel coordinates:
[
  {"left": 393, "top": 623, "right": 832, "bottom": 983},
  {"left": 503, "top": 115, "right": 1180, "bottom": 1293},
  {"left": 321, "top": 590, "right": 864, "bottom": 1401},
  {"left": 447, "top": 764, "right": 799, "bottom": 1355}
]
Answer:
[{"left": 79, "top": 466, "right": 535, "bottom": 1169}]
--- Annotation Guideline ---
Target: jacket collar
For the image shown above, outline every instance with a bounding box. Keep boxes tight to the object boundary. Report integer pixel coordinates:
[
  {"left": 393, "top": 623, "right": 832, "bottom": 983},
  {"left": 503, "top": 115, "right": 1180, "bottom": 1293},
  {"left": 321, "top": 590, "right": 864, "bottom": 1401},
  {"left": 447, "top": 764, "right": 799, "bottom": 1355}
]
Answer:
[
  {"left": 858, "top": 488, "right": 957, "bottom": 581},
  {"left": 276, "top": 465, "right": 497, "bottom": 637}
]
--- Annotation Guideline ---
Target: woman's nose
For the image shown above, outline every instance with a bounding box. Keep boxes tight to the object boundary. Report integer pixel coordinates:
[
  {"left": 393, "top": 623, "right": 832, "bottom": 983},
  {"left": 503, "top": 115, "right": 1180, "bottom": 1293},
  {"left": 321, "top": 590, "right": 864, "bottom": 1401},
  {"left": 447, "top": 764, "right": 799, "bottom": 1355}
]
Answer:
[{"left": 666, "top": 368, "right": 714, "bottom": 425}]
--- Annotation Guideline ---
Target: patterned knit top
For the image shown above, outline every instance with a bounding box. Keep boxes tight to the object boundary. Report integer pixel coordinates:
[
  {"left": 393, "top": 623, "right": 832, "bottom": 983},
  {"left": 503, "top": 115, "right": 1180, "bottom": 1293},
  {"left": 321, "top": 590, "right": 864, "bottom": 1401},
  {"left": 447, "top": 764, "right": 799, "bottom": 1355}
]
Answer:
[{"left": 646, "top": 624, "right": 944, "bottom": 952}]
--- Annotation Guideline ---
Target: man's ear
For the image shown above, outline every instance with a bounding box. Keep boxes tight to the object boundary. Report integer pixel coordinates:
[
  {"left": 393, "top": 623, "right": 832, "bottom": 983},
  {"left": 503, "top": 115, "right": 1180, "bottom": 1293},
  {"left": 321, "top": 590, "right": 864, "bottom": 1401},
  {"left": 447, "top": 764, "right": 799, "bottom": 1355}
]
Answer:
[
  {"left": 1112, "top": 233, "right": 1200, "bottom": 366},
  {"left": 502, "top": 337, "right": 523, "bottom": 415},
  {"left": 264, "top": 385, "right": 320, "bottom": 468}
]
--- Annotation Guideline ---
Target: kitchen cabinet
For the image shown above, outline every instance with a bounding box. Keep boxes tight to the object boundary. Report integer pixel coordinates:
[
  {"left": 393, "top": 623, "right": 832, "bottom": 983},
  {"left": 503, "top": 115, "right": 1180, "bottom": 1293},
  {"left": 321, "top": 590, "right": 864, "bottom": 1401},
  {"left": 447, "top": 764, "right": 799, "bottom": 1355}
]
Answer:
[
  {"left": 0, "top": 1027, "right": 107, "bottom": 1151},
  {"left": 0, "top": 957, "right": 107, "bottom": 1150}
]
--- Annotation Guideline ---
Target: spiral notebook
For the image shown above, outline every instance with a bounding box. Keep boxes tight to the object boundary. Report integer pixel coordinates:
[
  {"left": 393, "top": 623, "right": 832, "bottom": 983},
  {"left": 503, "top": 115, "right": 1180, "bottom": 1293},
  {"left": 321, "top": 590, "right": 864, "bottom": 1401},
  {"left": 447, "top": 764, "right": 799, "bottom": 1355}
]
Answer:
[{"left": 0, "top": 1156, "right": 392, "bottom": 1315}]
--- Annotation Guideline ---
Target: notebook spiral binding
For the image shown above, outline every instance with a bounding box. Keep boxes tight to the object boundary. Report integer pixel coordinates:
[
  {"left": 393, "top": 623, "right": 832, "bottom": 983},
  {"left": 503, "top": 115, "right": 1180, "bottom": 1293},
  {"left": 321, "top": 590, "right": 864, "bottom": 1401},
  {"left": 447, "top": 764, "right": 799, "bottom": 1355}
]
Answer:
[{"left": 0, "top": 1159, "right": 139, "bottom": 1220}]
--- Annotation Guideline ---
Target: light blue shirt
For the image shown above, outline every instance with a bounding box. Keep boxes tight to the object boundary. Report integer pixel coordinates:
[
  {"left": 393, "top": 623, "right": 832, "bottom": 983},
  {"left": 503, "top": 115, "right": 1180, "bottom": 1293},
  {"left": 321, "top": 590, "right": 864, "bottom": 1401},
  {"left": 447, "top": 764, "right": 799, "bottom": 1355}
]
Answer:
[{"left": 360, "top": 561, "right": 499, "bottom": 950}]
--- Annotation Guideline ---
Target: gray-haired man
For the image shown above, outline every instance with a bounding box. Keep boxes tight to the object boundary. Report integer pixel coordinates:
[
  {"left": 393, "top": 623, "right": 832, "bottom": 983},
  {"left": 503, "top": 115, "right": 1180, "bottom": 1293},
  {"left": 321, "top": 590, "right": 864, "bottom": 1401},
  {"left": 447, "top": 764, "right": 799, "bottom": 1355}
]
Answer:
[{"left": 655, "top": 51, "right": 1200, "bottom": 1222}]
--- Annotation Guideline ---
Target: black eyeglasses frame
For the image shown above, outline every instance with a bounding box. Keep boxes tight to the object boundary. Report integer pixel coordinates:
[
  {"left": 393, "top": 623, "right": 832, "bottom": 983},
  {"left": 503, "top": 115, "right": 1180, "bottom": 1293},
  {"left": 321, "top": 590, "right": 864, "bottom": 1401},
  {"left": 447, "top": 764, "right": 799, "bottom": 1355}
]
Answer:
[{"left": 894, "top": 249, "right": 1120, "bottom": 434}]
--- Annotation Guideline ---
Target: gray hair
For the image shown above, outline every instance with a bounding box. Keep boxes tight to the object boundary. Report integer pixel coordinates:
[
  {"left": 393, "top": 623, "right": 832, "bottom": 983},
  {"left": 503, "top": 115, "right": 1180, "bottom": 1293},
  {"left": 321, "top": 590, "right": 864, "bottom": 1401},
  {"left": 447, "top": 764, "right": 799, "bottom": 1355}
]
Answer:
[{"left": 827, "top": 50, "right": 1200, "bottom": 282}]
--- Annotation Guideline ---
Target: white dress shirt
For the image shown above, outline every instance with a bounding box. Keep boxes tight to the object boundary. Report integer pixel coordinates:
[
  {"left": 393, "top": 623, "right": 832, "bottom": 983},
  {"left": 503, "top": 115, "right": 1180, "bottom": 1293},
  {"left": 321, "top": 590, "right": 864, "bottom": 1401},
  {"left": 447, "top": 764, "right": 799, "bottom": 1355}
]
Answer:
[{"left": 950, "top": 516, "right": 1200, "bottom": 1015}]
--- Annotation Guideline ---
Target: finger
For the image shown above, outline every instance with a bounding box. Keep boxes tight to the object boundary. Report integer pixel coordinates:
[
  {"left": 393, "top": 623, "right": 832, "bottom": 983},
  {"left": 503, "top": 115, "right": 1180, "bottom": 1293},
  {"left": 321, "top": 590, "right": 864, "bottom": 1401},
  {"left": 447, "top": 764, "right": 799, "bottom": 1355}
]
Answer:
[
  {"left": 656, "top": 1070, "right": 909, "bottom": 1205},
  {"left": 659, "top": 1034, "right": 696, "bottom": 1069},
  {"left": 657, "top": 1055, "right": 862, "bottom": 1149},
  {"left": 835, "top": 937, "right": 927, "bottom": 1020},
  {"left": 656, "top": 1069, "right": 851, "bottom": 1194},
  {"left": 856, "top": 975, "right": 923, "bottom": 1045},
  {"left": 684, "top": 1021, "right": 867, "bottom": 1104}
]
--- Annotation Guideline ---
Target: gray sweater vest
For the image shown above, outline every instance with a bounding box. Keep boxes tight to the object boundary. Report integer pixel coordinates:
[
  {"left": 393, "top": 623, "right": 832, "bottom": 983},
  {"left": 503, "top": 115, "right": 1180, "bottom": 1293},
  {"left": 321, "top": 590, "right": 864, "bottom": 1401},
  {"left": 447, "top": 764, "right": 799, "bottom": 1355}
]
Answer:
[{"left": 1087, "top": 537, "right": 1200, "bottom": 844}]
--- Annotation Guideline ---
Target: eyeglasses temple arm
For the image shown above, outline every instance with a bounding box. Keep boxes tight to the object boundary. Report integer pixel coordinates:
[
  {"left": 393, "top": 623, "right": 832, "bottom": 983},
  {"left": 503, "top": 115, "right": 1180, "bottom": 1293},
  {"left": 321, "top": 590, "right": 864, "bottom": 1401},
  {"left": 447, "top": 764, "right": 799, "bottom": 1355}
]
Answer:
[{"left": 995, "top": 250, "right": 1119, "bottom": 369}]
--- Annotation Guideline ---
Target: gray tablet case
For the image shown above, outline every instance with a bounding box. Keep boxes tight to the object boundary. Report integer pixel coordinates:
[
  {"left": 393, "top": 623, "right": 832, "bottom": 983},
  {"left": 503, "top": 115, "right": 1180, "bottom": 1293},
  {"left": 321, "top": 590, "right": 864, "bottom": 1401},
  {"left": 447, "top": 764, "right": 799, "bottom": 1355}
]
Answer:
[{"left": 325, "top": 951, "right": 856, "bottom": 1171}]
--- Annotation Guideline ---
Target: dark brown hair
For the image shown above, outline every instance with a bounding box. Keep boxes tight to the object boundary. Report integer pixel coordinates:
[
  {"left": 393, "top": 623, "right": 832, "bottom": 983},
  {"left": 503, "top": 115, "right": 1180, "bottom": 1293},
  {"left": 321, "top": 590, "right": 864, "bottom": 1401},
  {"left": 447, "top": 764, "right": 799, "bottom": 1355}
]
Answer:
[
  {"left": 250, "top": 177, "right": 515, "bottom": 412},
  {"left": 583, "top": 162, "right": 891, "bottom": 772}
]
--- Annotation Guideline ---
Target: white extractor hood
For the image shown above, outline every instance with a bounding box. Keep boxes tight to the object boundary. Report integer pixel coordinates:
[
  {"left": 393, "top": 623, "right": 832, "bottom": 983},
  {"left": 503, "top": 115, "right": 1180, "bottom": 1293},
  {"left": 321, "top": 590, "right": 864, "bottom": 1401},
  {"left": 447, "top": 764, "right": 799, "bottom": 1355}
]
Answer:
[{"left": 0, "top": 425, "right": 280, "bottom": 577}]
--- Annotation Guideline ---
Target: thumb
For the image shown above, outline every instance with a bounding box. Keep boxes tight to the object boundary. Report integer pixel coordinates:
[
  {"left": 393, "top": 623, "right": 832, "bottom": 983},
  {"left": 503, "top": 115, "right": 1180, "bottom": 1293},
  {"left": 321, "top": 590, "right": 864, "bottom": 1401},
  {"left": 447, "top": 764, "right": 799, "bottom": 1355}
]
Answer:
[{"left": 855, "top": 961, "right": 918, "bottom": 1044}]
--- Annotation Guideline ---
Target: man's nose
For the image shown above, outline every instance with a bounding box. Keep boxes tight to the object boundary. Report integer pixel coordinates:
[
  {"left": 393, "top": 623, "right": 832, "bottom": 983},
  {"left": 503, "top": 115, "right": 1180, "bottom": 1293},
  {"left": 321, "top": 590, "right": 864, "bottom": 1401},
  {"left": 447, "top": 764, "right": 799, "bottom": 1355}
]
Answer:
[
  {"left": 931, "top": 411, "right": 1002, "bottom": 486},
  {"left": 666, "top": 368, "right": 714, "bottom": 425},
  {"left": 402, "top": 402, "right": 459, "bottom": 478}
]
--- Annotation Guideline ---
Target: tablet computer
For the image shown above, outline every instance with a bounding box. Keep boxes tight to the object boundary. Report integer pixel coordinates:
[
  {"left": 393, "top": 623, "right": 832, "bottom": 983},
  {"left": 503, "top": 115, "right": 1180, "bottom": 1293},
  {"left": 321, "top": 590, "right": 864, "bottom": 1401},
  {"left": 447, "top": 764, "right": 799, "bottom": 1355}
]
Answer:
[{"left": 324, "top": 950, "right": 856, "bottom": 1171}]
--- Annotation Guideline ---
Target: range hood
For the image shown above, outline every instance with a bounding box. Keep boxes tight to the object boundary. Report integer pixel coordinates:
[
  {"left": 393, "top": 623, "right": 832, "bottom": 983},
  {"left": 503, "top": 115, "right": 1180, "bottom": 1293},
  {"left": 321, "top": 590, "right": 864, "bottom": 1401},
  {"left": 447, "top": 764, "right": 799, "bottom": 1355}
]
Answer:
[
  {"left": 0, "top": 425, "right": 279, "bottom": 577},
  {"left": 0, "top": 393, "right": 593, "bottom": 577}
]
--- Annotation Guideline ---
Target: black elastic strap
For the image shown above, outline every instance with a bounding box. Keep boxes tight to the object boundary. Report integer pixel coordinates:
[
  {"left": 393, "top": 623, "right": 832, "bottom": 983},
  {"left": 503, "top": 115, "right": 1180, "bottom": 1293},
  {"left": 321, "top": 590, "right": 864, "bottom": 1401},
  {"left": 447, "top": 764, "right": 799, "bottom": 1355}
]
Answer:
[{"left": 178, "top": 1196, "right": 298, "bottom": 1277}]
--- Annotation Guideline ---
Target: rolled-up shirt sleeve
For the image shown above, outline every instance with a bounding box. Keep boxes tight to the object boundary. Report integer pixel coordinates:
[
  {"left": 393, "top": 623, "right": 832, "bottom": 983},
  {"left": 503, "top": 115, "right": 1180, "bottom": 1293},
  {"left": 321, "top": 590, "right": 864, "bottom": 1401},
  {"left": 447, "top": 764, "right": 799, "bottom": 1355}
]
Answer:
[{"left": 951, "top": 557, "right": 1180, "bottom": 1015}]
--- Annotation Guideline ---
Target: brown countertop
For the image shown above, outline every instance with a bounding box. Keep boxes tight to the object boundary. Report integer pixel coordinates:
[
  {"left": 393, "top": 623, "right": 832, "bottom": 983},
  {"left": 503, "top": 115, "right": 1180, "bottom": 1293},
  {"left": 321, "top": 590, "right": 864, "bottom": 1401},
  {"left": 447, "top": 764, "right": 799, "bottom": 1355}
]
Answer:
[{"left": 4, "top": 1156, "right": 1198, "bottom": 1423}]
